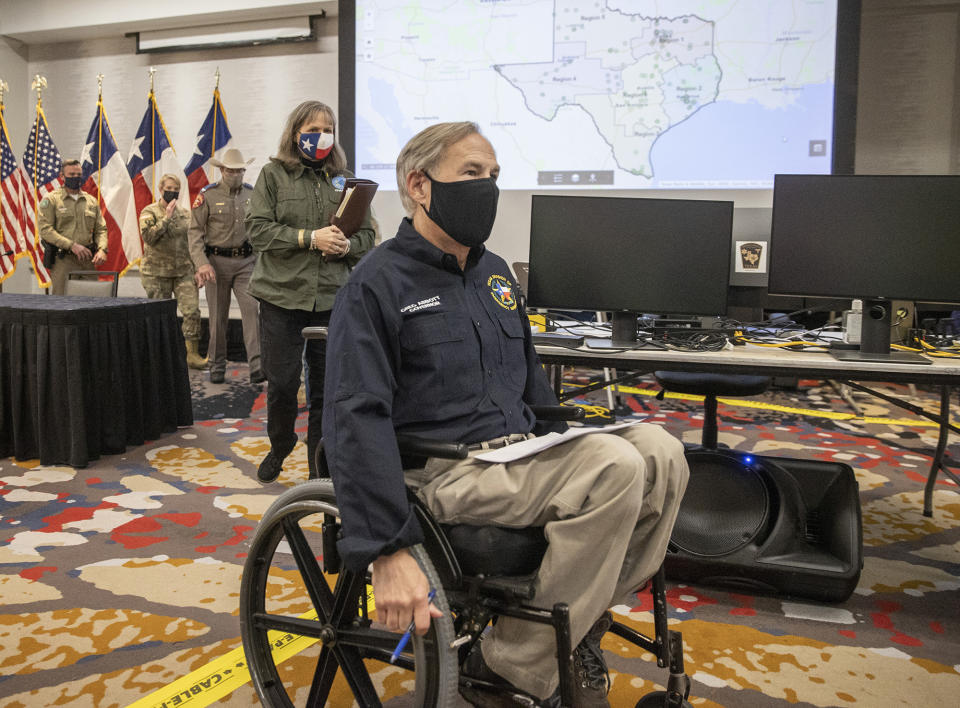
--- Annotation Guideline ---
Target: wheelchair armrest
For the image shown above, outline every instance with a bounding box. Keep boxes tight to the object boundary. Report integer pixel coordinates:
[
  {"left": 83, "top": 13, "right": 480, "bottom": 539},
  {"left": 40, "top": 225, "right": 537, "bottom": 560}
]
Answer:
[
  {"left": 530, "top": 405, "right": 585, "bottom": 422},
  {"left": 396, "top": 434, "right": 469, "bottom": 460},
  {"left": 302, "top": 326, "right": 328, "bottom": 340}
]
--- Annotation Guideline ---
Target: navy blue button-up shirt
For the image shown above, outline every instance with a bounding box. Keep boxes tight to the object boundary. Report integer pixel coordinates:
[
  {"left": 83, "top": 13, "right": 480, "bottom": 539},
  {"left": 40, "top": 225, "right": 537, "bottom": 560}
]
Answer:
[{"left": 323, "top": 218, "right": 561, "bottom": 571}]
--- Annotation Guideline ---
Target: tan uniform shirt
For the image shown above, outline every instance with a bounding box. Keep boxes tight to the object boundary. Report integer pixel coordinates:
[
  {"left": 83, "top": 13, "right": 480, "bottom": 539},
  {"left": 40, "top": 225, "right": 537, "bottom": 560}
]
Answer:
[
  {"left": 38, "top": 188, "right": 108, "bottom": 253},
  {"left": 188, "top": 181, "right": 253, "bottom": 269},
  {"left": 139, "top": 201, "right": 193, "bottom": 277}
]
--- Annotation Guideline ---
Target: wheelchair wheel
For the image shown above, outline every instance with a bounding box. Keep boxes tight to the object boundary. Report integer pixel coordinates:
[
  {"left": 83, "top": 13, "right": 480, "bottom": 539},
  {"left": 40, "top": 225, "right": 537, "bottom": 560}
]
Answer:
[
  {"left": 635, "top": 691, "right": 693, "bottom": 708},
  {"left": 240, "top": 480, "right": 459, "bottom": 707}
]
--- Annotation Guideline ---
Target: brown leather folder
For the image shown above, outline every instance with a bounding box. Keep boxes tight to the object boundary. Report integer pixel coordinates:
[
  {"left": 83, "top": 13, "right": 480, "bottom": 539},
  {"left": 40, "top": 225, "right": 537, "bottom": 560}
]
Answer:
[{"left": 330, "top": 178, "right": 378, "bottom": 237}]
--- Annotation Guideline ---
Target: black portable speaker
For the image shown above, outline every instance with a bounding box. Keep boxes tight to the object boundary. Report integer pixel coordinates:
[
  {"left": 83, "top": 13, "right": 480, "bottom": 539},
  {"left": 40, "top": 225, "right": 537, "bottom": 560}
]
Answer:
[{"left": 665, "top": 450, "right": 862, "bottom": 602}]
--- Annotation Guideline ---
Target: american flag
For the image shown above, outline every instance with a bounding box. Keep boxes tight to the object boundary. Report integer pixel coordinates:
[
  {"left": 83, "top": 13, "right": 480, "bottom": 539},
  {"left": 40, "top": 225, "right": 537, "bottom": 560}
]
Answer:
[
  {"left": 184, "top": 88, "right": 234, "bottom": 205},
  {"left": 19, "top": 105, "right": 62, "bottom": 288},
  {"left": 2, "top": 103, "right": 54, "bottom": 287},
  {"left": 0, "top": 104, "right": 25, "bottom": 282}
]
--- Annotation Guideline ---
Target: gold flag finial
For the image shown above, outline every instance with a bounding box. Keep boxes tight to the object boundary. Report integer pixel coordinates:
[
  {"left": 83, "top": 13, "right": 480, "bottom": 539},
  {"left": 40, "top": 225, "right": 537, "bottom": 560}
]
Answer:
[
  {"left": 31, "top": 74, "right": 47, "bottom": 103},
  {"left": 97, "top": 73, "right": 104, "bottom": 98},
  {"left": 0, "top": 79, "right": 8, "bottom": 107},
  {"left": 149, "top": 66, "right": 156, "bottom": 93},
  {"left": 214, "top": 67, "right": 221, "bottom": 90}
]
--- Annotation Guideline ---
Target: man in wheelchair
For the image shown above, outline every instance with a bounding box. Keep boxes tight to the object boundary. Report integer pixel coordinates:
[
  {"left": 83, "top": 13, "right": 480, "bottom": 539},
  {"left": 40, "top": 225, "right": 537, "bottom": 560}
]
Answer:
[{"left": 321, "top": 122, "right": 690, "bottom": 706}]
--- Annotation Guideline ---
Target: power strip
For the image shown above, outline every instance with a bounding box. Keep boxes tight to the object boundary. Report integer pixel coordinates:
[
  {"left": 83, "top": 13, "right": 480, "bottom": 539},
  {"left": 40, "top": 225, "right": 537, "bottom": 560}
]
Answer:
[{"left": 651, "top": 326, "right": 734, "bottom": 337}]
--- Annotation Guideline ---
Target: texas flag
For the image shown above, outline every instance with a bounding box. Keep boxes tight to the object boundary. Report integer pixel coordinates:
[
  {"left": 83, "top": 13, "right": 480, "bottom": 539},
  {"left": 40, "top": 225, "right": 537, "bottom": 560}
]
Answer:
[
  {"left": 127, "top": 92, "right": 188, "bottom": 221},
  {"left": 82, "top": 97, "right": 141, "bottom": 275},
  {"left": 184, "top": 88, "right": 233, "bottom": 205}
]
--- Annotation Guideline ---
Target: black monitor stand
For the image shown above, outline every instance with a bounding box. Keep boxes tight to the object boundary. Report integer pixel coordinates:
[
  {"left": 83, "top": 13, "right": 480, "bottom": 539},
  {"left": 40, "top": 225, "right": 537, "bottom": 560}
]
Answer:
[
  {"left": 830, "top": 299, "right": 930, "bottom": 365},
  {"left": 584, "top": 311, "right": 640, "bottom": 350}
]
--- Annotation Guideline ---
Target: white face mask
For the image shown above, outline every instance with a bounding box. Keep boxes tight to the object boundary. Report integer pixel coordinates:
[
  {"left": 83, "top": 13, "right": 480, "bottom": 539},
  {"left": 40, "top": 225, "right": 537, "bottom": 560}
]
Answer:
[{"left": 316, "top": 133, "right": 335, "bottom": 150}]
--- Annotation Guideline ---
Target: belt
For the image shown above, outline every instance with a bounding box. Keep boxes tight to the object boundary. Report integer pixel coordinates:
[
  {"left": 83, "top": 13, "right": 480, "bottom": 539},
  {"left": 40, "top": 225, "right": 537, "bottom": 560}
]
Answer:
[
  {"left": 466, "top": 433, "right": 533, "bottom": 451},
  {"left": 205, "top": 243, "right": 253, "bottom": 258}
]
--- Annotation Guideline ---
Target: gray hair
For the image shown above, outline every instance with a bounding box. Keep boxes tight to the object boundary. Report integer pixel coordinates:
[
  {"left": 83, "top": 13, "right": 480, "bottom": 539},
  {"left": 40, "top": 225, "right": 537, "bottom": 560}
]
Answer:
[{"left": 395, "top": 121, "right": 481, "bottom": 214}]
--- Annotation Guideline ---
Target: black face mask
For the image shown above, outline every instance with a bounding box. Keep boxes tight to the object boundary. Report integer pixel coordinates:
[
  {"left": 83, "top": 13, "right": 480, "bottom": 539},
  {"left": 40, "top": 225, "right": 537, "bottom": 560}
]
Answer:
[
  {"left": 63, "top": 175, "right": 83, "bottom": 190},
  {"left": 163, "top": 190, "right": 179, "bottom": 203},
  {"left": 422, "top": 173, "right": 499, "bottom": 248}
]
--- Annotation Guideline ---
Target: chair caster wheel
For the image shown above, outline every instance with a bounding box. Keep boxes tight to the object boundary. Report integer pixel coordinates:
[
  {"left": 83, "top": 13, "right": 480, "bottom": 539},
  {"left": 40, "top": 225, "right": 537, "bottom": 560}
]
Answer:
[{"left": 635, "top": 691, "right": 693, "bottom": 708}]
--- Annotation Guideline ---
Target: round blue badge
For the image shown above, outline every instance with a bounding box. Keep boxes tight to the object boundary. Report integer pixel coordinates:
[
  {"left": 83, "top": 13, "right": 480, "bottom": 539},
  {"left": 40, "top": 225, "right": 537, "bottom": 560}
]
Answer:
[{"left": 332, "top": 175, "right": 346, "bottom": 191}]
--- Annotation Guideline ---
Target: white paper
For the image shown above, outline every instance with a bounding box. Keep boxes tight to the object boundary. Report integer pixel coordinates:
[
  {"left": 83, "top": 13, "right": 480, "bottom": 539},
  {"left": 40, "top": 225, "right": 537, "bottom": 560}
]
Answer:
[{"left": 474, "top": 421, "right": 640, "bottom": 463}]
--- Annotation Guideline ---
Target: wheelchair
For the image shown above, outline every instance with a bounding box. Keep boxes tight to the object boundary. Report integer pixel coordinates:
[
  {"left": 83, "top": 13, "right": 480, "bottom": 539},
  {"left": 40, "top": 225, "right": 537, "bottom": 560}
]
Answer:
[{"left": 240, "top": 408, "right": 693, "bottom": 707}]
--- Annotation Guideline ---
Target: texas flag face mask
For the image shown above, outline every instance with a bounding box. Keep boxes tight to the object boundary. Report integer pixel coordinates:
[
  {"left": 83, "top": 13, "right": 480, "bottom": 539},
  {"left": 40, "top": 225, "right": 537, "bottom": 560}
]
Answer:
[{"left": 298, "top": 132, "right": 335, "bottom": 160}]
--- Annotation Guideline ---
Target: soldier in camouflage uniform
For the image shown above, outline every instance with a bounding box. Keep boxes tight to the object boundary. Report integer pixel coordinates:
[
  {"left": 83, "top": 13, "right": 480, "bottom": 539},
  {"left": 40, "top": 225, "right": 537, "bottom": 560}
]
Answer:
[
  {"left": 139, "top": 174, "right": 207, "bottom": 370},
  {"left": 38, "top": 159, "right": 108, "bottom": 295}
]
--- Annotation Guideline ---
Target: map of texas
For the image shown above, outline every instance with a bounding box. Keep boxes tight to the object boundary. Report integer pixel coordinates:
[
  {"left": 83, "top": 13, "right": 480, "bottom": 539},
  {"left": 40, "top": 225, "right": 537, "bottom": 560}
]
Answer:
[{"left": 495, "top": 5, "right": 721, "bottom": 178}]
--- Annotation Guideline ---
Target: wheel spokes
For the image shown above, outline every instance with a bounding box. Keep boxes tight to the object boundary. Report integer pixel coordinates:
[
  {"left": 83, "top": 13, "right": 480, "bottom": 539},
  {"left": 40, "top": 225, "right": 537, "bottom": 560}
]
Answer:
[
  {"left": 329, "top": 571, "right": 367, "bottom": 628},
  {"left": 250, "top": 612, "right": 324, "bottom": 638},
  {"left": 282, "top": 516, "right": 335, "bottom": 618},
  {"left": 333, "top": 643, "right": 382, "bottom": 707},
  {"left": 305, "top": 645, "right": 338, "bottom": 708}
]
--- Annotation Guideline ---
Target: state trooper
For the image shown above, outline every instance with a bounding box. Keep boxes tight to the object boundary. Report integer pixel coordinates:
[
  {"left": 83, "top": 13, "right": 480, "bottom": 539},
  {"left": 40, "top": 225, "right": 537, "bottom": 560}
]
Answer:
[
  {"left": 38, "top": 159, "right": 108, "bottom": 295},
  {"left": 188, "top": 148, "right": 263, "bottom": 385},
  {"left": 139, "top": 173, "right": 207, "bottom": 370}
]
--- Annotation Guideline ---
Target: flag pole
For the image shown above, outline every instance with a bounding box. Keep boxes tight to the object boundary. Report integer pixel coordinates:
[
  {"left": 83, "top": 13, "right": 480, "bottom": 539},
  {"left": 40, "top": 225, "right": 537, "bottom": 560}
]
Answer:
[
  {"left": 29, "top": 75, "right": 46, "bottom": 239},
  {"left": 97, "top": 74, "right": 104, "bottom": 200},
  {"left": 210, "top": 68, "right": 221, "bottom": 181},
  {"left": 212, "top": 68, "right": 220, "bottom": 159},
  {"left": 149, "top": 66, "right": 156, "bottom": 198},
  {"left": 0, "top": 79, "right": 7, "bottom": 245}
]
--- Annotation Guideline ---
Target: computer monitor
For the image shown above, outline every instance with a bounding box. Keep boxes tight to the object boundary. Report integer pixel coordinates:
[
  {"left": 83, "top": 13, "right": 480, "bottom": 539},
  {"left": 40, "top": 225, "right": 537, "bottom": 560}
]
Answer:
[
  {"left": 527, "top": 195, "right": 734, "bottom": 347},
  {"left": 769, "top": 174, "right": 960, "bottom": 364}
]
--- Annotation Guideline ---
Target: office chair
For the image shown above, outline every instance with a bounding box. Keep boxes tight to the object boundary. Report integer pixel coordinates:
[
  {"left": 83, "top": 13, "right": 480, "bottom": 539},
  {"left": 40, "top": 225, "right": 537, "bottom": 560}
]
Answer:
[
  {"left": 64, "top": 270, "right": 119, "bottom": 297},
  {"left": 653, "top": 371, "right": 770, "bottom": 449}
]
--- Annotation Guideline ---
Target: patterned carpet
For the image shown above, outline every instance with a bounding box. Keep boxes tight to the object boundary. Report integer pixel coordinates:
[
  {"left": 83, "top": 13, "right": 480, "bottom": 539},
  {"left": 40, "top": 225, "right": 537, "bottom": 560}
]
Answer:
[{"left": 1, "top": 365, "right": 958, "bottom": 707}]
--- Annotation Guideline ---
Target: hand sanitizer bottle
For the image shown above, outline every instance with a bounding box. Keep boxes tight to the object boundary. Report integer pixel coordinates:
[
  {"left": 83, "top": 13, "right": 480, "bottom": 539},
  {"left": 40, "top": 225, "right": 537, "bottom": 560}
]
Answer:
[{"left": 843, "top": 299, "right": 863, "bottom": 344}]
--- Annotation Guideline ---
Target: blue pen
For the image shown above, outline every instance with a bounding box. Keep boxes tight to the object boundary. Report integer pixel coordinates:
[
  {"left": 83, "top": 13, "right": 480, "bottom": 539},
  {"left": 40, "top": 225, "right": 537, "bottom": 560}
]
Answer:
[{"left": 389, "top": 588, "right": 437, "bottom": 664}]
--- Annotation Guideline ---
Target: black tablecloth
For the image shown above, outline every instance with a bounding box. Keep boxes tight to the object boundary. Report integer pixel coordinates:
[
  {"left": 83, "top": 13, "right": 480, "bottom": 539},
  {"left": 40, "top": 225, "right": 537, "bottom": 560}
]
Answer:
[{"left": 0, "top": 294, "right": 193, "bottom": 467}]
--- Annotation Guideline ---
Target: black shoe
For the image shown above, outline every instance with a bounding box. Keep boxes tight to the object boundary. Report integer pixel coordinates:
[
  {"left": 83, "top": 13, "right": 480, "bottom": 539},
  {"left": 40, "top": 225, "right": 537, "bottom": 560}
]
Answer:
[
  {"left": 257, "top": 451, "right": 285, "bottom": 483},
  {"left": 460, "top": 644, "right": 540, "bottom": 707},
  {"left": 250, "top": 369, "right": 266, "bottom": 384},
  {"left": 210, "top": 370, "right": 225, "bottom": 384},
  {"left": 568, "top": 612, "right": 612, "bottom": 707}
]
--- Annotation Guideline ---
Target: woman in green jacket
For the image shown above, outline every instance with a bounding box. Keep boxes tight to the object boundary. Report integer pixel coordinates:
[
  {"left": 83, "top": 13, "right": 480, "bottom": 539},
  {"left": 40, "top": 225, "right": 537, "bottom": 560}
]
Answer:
[{"left": 247, "top": 100, "right": 376, "bottom": 481}]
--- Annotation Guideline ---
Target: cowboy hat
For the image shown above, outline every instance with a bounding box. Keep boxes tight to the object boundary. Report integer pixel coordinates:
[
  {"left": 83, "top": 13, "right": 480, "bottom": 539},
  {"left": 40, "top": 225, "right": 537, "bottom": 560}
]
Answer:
[{"left": 210, "top": 148, "right": 254, "bottom": 170}]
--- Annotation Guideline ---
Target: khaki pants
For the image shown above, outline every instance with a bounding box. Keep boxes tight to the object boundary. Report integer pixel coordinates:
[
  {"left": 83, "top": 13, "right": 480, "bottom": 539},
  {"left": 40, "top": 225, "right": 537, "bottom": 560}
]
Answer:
[
  {"left": 50, "top": 252, "right": 88, "bottom": 295},
  {"left": 406, "top": 423, "right": 689, "bottom": 699},
  {"left": 205, "top": 253, "right": 261, "bottom": 375}
]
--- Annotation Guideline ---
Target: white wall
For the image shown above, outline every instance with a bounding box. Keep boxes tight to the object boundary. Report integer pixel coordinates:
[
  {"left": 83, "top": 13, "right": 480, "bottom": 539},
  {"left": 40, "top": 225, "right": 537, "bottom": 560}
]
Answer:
[
  {"left": 26, "top": 26, "right": 338, "bottom": 184},
  {"left": 0, "top": 36, "right": 37, "bottom": 293},
  {"left": 0, "top": 37, "right": 28, "bottom": 141}
]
